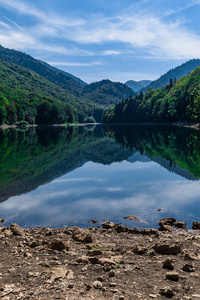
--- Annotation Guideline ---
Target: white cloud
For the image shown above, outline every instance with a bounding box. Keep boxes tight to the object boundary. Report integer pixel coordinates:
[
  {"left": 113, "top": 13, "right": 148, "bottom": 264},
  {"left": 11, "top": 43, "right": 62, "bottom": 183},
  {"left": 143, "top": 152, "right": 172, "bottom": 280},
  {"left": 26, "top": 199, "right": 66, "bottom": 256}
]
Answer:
[
  {"left": 48, "top": 61, "right": 103, "bottom": 67},
  {"left": 0, "top": 21, "right": 10, "bottom": 29},
  {"left": 0, "top": 0, "right": 44, "bottom": 19},
  {"left": 0, "top": 0, "right": 200, "bottom": 63},
  {"left": 101, "top": 50, "right": 121, "bottom": 55},
  {"left": 3, "top": 16, "right": 23, "bottom": 29},
  {"left": 64, "top": 12, "right": 200, "bottom": 59}
]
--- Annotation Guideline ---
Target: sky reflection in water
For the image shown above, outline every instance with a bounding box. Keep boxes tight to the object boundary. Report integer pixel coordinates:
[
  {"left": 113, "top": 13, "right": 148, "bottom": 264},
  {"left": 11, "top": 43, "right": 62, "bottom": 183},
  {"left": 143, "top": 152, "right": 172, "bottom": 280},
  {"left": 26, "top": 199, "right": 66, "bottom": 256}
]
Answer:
[{"left": 1, "top": 158, "right": 200, "bottom": 229}]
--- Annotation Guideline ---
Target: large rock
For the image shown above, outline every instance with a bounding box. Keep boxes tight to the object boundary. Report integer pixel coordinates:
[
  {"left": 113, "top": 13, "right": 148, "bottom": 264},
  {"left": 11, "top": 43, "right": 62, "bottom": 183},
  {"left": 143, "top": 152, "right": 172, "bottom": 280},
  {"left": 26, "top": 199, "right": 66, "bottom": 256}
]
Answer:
[
  {"left": 50, "top": 239, "right": 69, "bottom": 251},
  {"left": 153, "top": 243, "right": 181, "bottom": 255},
  {"left": 102, "top": 221, "right": 117, "bottom": 229},
  {"left": 160, "top": 286, "right": 175, "bottom": 297},
  {"left": 158, "top": 218, "right": 176, "bottom": 231},
  {"left": 182, "top": 264, "right": 195, "bottom": 272},
  {"left": 163, "top": 258, "right": 174, "bottom": 270},
  {"left": 192, "top": 221, "right": 200, "bottom": 230},
  {"left": 115, "top": 225, "right": 129, "bottom": 233},
  {"left": 174, "top": 221, "right": 186, "bottom": 229},
  {"left": 159, "top": 217, "right": 176, "bottom": 226},
  {"left": 10, "top": 224, "right": 25, "bottom": 236},
  {"left": 93, "top": 281, "right": 102, "bottom": 289},
  {"left": 72, "top": 228, "right": 93, "bottom": 243},
  {"left": 166, "top": 271, "right": 179, "bottom": 281},
  {"left": 124, "top": 215, "right": 141, "bottom": 222}
]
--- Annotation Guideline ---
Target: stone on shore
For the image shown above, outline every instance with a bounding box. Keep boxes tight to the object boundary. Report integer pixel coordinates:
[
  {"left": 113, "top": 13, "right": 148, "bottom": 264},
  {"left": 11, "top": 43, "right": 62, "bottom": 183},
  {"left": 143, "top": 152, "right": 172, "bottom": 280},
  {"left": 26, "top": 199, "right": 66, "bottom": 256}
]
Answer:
[
  {"left": 163, "top": 258, "right": 174, "bottom": 270},
  {"left": 192, "top": 222, "right": 200, "bottom": 230},
  {"left": 158, "top": 217, "right": 176, "bottom": 231},
  {"left": 166, "top": 271, "right": 179, "bottom": 281},
  {"left": 124, "top": 215, "right": 141, "bottom": 222},
  {"left": 102, "top": 221, "right": 117, "bottom": 229},
  {"left": 72, "top": 228, "right": 93, "bottom": 243},
  {"left": 174, "top": 221, "right": 186, "bottom": 229},
  {"left": 50, "top": 239, "right": 69, "bottom": 251},
  {"left": 10, "top": 224, "right": 25, "bottom": 236},
  {"left": 153, "top": 243, "right": 181, "bottom": 255}
]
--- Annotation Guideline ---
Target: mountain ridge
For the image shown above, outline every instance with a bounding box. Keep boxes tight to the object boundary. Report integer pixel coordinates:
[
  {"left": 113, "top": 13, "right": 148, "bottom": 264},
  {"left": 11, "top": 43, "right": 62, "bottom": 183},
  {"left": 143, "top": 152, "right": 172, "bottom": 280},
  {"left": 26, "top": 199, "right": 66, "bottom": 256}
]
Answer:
[
  {"left": 125, "top": 80, "right": 152, "bottom": 92},
  {"left": 142, "top": 59, "right": 200, "bottom": 92},
  {"left": 0, "top": 45, "right": 135, "bottom": 110}
]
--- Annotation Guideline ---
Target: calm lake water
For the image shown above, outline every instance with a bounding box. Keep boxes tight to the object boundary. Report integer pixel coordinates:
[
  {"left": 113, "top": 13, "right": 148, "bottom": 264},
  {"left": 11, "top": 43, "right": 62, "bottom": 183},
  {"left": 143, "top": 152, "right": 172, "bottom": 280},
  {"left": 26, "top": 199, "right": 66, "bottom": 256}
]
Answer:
[{"left": 0, "top": 124, "right": 200, "bottom": 229}]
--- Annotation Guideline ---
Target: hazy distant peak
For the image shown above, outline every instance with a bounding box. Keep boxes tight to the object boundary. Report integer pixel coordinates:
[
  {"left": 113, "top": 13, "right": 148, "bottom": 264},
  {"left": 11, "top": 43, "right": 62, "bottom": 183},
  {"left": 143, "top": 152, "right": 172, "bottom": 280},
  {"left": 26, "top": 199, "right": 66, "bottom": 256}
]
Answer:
[{"left": 125, "top": 80, "right": 152, "bottom": 92}]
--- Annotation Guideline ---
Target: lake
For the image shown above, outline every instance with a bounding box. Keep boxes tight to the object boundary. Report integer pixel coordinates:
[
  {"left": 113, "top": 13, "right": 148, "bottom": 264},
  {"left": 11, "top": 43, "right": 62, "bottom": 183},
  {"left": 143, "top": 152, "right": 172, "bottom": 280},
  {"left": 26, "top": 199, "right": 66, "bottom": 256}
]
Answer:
[{"left": 0, "top": 124, "right": 200, "bottom": 230}]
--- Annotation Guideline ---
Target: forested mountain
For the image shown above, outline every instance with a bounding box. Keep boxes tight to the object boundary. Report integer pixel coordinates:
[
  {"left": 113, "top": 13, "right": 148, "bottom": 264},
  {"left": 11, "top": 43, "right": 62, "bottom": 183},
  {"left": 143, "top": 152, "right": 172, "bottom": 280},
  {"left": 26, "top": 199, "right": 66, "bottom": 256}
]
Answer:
[
  {"left": 81, "top": 79, "right": 136, "bottom": 107},
  {"left": 0, "top": 59, "right": 103, "bottom": 125},
  {"left": 103, "top": 67, "right": 200, "bottom": 123},
  {"left": 0, "top": 45, "right": 135, "bottom": 109},
  {"left": 142, "top": 59, "right": 200, "bottom": 92},
  {"left": 38, "top": 60, "right": 87, "bottom": 86},
  {"left": 125, "top": 80, "right": 152, "bottom": 92},
  {"left": 0, "top": 45, "right": 85, "bottom": 96}
]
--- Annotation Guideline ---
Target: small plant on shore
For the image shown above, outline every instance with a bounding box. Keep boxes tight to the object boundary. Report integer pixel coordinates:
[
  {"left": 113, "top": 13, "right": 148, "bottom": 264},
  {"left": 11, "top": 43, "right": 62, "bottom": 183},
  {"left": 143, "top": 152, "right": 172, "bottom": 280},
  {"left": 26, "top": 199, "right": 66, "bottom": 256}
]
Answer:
[{"left": 91, "top": 245, "right": 106, "bottom": 251}]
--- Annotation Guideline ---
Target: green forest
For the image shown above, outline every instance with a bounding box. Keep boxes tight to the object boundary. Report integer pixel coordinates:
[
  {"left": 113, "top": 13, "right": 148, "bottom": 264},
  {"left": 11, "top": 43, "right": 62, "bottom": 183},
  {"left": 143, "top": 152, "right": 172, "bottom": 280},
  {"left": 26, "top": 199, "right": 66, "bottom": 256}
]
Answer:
[
  {"left": 1, "top": 44, "right": 200, "bottom": 126},
  {"left": 0, "top": 60, "right": 103, "bottom": 125},
  {"left": 0, "top": 45, "right": 136, "bottom": 125},
  {"left": 1, "top": 124, "right": 200, "bottom": 203},
  {"left": 103, "top": 67, "right": 200, "bottom": 123}
]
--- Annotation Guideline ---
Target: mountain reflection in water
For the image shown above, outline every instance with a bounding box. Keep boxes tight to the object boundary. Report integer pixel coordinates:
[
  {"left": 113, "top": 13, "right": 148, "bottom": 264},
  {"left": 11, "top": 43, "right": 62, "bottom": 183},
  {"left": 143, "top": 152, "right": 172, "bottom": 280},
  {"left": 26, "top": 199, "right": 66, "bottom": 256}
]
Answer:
[{"left": 0, "top": 124, "right": 199, "bottom": 229}]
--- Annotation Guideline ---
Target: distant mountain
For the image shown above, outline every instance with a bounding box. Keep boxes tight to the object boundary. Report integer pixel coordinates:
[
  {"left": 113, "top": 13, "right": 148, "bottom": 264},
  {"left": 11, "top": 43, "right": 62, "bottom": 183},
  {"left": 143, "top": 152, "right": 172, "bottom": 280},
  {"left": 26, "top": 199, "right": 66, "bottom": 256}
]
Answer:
[
  {"left": 125, "top": 80, "right": 152, "bottom": 92},
  {"left": 142, "top": 59, "right": 200, "bottom": 92},
  {"left": 81, "top": 79, "right": 136, "bottom": 107}
]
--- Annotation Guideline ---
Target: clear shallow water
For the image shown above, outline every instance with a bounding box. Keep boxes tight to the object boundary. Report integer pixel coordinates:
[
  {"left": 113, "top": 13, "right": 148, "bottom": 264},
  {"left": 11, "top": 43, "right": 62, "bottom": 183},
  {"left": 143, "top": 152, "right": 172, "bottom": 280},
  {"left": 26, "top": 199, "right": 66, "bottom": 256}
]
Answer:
[{"left": 0, "top": 124, "right": 200, "bottom": 229}]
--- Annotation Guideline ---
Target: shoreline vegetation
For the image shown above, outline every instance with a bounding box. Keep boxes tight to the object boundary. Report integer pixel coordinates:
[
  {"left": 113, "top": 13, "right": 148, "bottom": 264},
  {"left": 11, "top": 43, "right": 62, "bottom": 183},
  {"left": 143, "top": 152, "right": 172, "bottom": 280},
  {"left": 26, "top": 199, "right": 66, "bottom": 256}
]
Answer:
[
  {"left": 1, "top": 218, "right": 200, "bottom": 299},
  {"left": 1, "top": 121, "right": 200, "bottom": 130}
]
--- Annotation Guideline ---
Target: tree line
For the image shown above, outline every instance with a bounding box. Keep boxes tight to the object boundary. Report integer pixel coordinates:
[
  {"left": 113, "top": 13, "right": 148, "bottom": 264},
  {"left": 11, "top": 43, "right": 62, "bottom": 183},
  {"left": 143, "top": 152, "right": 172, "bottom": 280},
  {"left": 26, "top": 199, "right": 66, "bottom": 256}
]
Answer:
[{"left": 103, "top": 67, "right": 200, "bottom": 123}]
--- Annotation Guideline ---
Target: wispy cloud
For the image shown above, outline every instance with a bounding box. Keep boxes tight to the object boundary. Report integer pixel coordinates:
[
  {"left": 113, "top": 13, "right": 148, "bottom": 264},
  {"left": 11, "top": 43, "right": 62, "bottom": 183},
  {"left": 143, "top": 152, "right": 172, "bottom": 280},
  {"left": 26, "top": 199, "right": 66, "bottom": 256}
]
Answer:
[
  {"left": 0, "top": 21, "right": 10, "bottom": 29},
  {"left": 101, "top": 50, "right": 121, "bottom": 55},
  {"left": 0, "top": 0, "right": 200, "bottom": 64},
  {"left": 48, "top": 61, "right": 103, "bottom": 67}
]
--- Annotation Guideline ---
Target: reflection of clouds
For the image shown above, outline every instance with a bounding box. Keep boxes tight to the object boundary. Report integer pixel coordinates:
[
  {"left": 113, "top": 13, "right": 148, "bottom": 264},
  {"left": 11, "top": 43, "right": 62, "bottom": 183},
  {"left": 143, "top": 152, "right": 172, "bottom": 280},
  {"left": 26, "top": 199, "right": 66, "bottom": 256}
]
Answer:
[
  {"left": 105, "top": 187, "right": 123, "bottom": 192},
  {"left": 1, "top": 161, "right": 200, "bottom": 228},
  {"left": 53, "top": 177, "right": 104, "bottom": 183}
]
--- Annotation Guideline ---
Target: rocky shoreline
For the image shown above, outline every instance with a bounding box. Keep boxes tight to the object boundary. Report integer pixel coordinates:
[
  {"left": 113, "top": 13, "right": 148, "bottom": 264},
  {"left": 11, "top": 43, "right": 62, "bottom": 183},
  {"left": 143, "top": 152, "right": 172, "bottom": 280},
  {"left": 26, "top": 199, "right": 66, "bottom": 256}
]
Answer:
[{"left": 1, "top": 219, "right": 200, "bottom": 299}]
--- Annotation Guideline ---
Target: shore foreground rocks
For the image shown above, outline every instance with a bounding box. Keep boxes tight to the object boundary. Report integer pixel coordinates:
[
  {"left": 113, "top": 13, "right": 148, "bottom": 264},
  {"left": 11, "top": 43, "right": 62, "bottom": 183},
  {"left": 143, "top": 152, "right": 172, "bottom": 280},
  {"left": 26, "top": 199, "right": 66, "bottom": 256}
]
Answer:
[{"left": 1, "top": 222, "right": 200, "bottom": 299}]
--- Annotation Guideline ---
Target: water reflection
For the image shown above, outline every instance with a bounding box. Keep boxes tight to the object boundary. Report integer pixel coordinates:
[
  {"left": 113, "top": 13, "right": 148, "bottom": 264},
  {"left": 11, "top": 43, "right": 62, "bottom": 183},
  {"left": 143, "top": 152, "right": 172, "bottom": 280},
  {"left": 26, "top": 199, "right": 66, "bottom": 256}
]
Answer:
[{"left": 0, "top": 124, "right": 200, "bottom": 229}]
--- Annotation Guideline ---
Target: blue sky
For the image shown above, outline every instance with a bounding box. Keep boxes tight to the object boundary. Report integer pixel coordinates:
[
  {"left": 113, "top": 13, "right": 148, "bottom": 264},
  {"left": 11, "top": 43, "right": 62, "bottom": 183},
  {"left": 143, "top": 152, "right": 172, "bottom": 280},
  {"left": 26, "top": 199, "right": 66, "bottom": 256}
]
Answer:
[{"left": 0, "top": 0, "right": 200, "bottom": 83}]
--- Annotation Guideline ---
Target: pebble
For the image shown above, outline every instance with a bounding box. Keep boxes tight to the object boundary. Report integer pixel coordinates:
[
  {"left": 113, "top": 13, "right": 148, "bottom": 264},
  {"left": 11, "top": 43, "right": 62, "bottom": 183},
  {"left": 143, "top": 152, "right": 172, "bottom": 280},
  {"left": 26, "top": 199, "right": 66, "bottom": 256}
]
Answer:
[
  {"left": 93, "top": 281, "right": 102, "bottom": 289},
  {"left": 166, "top": 271, "right": 179, "bottom": 281}
]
